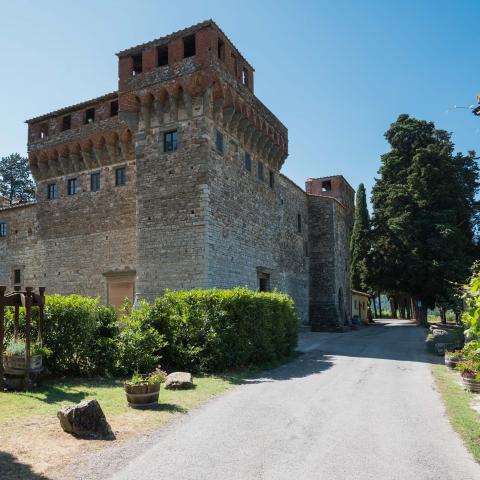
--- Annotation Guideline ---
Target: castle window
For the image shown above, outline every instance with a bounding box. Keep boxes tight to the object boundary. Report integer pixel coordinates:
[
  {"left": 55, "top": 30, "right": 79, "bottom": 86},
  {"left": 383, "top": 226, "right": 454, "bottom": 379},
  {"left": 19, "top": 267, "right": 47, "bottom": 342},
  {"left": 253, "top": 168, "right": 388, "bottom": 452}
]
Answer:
[
  {"left": 132, "top": 53, "right": 143, "bottom": 75},
  {"left": 257, "top": 271, "right": 271, "bottom": 292},
  {"left": 62, "top": 115, "right": 71, "bottom": 131},
  {"left": 115, "top": 167, "right": 126, "bottom": 186},
  {"left": 84, "top": 108, "right": 95, "bottom": 124},
  {"left": 232, "top": 54, "right": 238, "bottom": 77},
  {"left": 67, "top": 178, "right": 77, "bottom": 195},
  {"left": 39, "top": 123, "right": 48, "bottom": 139},
  {"left": 14, "top": 269, "right": 21, "bottom": 285},
  {"left": 304, "top": 241, "right": 309, "bottom": 257},
  {"left": 110, "top": 100, "right": 119, "bottom": 117},
  {"left": 183, "top": 34, "right": 196, "bottom": 58},
  {"left": 216, "top": 130, "right": 224, "bottom": 154},
  {"left": 244, "top": 152, "right": 252, "bottom": 172},
  {"left": 257, "top": 161, "right": 264, "bottom": 181},
  {"left": 269, "top": 170, "right": 275, "bottom": 189},
  {"left": 47, "top": 183, "right": 57, "bottom": 200},
  {"left": 242, "top": 68, "right": 249, "bottom": 87},
  {"left": 164, "top": 130, "right": 178, "bottom": 152},
  {"left": 157, "top": 45, "right": 168, "bottom": 66},
  {"left": 297, "top": 213, "right": 302, "bottom": 233},
  {"left": 0, "top": 223, "right": 7, "bottom": 237},
  {"left": 91, "top": 172, "right": 100, "bottom": 192},
  {"left": 322, "top": 180, "right": 332, "bottom": 192},
  {"left": 218, "top": 38, "right": 225, "bottom": 61}
]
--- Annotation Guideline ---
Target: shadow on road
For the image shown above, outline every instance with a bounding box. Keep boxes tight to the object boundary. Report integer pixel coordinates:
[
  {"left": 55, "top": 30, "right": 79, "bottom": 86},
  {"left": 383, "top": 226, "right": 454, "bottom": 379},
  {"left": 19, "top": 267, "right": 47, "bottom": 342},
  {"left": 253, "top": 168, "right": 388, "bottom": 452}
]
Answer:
[
  {"left": 0, "top": 451, "right": 51, "bottom": 480},
  {"left": 301, "top": 320, "right": 439, "bottom": 365}
]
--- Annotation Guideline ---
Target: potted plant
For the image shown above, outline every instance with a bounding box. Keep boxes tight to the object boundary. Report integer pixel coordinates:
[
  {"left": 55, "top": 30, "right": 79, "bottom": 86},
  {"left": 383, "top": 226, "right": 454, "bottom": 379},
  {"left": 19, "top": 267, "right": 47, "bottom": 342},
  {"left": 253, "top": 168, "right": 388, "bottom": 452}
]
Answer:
[
  {"left": 124, "top": 367, "right": 168, "bottom": 408},
  {"left": 456, "top": 359, "right": 480, "bottom": 393},
  {"left": 444, "top": 349, "right": 463, "bottom": 369},
  {"left": 3, "top": 339, "right": 51, "bottom": 375}
]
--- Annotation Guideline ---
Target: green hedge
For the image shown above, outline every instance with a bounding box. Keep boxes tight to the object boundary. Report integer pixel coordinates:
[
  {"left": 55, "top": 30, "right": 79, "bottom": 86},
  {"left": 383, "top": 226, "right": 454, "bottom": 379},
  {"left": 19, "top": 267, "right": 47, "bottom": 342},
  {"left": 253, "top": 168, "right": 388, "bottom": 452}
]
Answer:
[
  {"left": 143, "top": 288, "right": 299, "bottom": 373},
  {"left": 3, "top": 288, "right": 299, "bottom": 376}
]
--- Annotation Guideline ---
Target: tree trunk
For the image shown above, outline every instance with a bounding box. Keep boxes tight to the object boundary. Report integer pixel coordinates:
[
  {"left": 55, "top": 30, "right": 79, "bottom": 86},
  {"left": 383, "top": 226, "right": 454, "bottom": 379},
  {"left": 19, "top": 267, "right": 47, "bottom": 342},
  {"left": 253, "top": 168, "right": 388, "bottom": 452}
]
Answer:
[
  {"left": 372, "top": 297, "right": 378, "bottom": 318},
  {"left": 440, "top": 307, "right": 446, "bottom": 324},
  {"left": 378, "top": 293, "right": 383, "bottom": 318}
]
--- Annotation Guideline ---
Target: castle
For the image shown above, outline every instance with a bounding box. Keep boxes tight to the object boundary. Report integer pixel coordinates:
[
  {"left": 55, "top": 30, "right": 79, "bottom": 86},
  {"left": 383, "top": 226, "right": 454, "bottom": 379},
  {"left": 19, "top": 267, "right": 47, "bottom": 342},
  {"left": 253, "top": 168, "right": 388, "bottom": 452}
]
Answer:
[{"left": 0, "top": 21, "right": 354, "bottom": 331}]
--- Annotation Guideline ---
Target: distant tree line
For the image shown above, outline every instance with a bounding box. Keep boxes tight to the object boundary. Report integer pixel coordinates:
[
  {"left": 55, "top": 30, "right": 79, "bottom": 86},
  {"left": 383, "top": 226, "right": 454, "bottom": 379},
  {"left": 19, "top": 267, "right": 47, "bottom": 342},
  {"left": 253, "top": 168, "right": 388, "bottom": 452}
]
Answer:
[
  {"left": 350, "top": 114, "right": 479, "bottom": 324},
  {"left": 0, "top": 153, "right": 35, "bottom": 205}
]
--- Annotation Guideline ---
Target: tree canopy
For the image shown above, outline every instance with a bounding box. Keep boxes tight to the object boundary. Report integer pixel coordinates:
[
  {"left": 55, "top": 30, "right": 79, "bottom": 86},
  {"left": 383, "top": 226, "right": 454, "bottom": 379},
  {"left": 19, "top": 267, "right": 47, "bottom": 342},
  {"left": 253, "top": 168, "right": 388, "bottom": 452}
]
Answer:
[
  {"left": 0, "top": 153, "right": 35, "bottom": 205},
  {"left": 369, "top": 114, "right": 479, "bottom": 323}
]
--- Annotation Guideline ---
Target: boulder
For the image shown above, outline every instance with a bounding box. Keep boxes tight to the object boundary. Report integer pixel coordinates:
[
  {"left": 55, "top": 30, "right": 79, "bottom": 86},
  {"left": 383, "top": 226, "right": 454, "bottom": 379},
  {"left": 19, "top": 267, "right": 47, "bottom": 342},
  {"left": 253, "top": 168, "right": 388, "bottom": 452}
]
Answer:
[
  {"left": 57, "top": 399, "right": 114, "bottom": 439},
  {"left": 164, "top": 372, "right": 194, "bottom": 390}
]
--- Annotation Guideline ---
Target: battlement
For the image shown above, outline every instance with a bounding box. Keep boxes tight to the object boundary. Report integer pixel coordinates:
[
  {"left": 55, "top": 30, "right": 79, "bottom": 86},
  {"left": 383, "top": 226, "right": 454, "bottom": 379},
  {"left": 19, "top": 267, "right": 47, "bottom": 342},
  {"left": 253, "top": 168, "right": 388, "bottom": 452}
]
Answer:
[{"left": 25, "top": 20, "right": 288, "bottom": 181}]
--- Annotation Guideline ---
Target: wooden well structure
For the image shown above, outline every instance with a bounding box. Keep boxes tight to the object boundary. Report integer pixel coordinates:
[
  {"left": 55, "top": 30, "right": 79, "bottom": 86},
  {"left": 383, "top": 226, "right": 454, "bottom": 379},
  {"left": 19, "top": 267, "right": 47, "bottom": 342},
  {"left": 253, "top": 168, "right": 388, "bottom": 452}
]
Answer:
[{"left": 0, "top": 286, "right": 45, "bottom": 390}]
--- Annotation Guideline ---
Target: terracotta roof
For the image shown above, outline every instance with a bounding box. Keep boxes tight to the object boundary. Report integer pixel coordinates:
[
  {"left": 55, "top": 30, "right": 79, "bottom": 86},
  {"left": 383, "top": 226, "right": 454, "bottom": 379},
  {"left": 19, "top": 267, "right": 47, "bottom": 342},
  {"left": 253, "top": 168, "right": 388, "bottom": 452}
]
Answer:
[
  {"left": 116, "top": 19, "right": 253, "bottom": 70},
  {"left": 25, "top": 91, "right": 118, "bottom": 124}
]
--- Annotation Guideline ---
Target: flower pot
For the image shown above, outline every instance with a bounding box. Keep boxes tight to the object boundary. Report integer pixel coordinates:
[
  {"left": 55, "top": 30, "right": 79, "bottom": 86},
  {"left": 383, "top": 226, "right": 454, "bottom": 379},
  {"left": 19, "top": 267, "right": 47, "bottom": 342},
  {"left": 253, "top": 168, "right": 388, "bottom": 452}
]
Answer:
[
  {"left": 444, "top": 355, "right": 462, "bottom": 370},
  {"left": 461, "top": 374, "right": 480, "bottom": 393},
  {"left": 3, "top": 354, "right": 43, "bottom": 375},
  {"left": 125, "top": 382, "right": 160, "bottom": 408}
]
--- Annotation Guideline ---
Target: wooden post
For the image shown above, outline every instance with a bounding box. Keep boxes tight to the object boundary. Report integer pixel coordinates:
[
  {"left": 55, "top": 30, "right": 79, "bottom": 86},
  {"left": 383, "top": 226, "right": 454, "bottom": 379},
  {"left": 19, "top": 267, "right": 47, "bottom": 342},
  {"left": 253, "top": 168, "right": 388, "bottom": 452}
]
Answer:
[
  {"left": 24, "top": 287, "right": 33, "bottom": 390},
  {"left": 13, "top": 285, "right": 20, "bottom": 341},
  {"left": 38, "top": 287, "right": 45, "bottom": 347},
  {"left": 0, "top": 286, "right": 5, "bottom": 389}
]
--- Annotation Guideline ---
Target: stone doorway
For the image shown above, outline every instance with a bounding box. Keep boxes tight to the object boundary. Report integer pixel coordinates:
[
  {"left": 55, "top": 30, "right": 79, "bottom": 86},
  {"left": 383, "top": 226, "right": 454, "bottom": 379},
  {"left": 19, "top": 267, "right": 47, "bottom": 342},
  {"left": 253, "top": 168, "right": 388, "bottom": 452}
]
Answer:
[{"left": 103, "top": 271, "right": 136, "bottom": 311}]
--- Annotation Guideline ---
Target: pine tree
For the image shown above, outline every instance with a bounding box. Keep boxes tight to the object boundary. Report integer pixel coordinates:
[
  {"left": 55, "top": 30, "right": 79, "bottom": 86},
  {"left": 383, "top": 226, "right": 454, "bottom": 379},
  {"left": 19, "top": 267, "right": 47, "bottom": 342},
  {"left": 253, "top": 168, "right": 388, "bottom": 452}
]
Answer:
[
  {"left": 350, "top": 183, "right": 370, "bottom": 292},
  {"left": 0, "top": 153, "right": 35, "bottom": 205},
  {"left": 370, "top": 114, "right": 479, "bottom": 325}
]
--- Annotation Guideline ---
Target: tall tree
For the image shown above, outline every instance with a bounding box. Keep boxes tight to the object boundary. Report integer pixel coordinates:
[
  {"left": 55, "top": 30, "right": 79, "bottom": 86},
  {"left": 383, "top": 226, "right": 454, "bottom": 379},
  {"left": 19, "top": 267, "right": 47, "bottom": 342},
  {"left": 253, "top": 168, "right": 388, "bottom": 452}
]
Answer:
[
  {"left": 0, "top": 153, "right": 35, "bottom": 205},
  {"left": 350, "top": 183, "right": 371, "bottom": 292},
  {"left": 370, "top": 114, "right": 479, "bottom": 325}
]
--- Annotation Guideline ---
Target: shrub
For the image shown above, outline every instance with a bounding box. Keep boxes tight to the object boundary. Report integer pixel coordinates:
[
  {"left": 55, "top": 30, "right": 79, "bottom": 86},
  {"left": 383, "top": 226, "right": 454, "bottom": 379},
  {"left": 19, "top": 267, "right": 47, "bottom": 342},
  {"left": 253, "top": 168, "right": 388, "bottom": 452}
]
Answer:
[
  {"left": 144, "top": 288, "right": 298, "bottom": 373},
  {"left": 425, "top": 326, "right": 464, "bottom": 354},
  {"left": 116, "top": 301, "right": 166, "bottom": 374},
  {"left": 42, "top": 295, "right": 119, "bottom": 376}
]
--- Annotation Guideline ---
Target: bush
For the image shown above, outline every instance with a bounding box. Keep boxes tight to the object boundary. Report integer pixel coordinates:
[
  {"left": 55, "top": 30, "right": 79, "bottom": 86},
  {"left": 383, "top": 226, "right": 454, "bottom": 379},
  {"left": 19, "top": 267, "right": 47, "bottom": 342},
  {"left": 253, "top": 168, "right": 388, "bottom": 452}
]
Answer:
[
  {"left": 116, "top": 301, "right": 166, "bottom": 374},
  {"left": 43, "top": 295, "right": 119, "bottom": 376},
  {"left": 143, "top": 288, "right": 298, "bottom": 373},
  {"left": 425, "top": 327, "right": 464, "bottom": 354}
]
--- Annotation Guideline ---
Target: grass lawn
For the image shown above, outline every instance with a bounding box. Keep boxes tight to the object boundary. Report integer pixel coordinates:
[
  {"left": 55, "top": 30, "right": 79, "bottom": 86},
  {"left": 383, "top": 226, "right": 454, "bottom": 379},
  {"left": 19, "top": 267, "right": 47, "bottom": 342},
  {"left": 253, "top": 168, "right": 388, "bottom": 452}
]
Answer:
[
  {"left": 0, "top": 375, "right": 236, "bottom": 478},
  {"left": 432, "top": 365, "right": 480, "bottom": 462}
]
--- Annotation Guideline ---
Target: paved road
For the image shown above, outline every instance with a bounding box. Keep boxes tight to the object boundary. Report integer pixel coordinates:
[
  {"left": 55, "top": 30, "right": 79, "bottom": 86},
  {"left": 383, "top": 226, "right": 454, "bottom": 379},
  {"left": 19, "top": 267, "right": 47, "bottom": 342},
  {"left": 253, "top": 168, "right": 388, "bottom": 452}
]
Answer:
[{"left": 74, "top": 320, "right": 480, "bottom": 479}]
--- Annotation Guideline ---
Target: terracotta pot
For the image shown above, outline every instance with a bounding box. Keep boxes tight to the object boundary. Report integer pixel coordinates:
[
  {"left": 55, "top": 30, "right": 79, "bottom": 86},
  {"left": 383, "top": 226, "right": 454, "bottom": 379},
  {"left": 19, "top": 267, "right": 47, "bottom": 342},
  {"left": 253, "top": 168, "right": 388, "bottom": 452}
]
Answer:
[
  {"left": 461, "top": 374, "right": 480, "bottom": 393},
  {"left": 3, "top": 354, "right": 43, "bottom": 375},
  {"left": 125, "top": 382, "right": 160, "bottom": 408}
]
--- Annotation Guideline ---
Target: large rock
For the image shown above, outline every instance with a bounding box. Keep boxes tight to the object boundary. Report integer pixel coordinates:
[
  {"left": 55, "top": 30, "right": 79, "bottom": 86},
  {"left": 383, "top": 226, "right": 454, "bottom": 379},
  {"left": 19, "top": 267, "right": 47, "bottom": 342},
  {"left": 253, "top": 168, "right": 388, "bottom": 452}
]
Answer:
[
  {"left": 57, "top": 399, "right": 114, "bottom": 439},
  {"left": 164, "top": 372, "right": 194, "bottom": 390}
]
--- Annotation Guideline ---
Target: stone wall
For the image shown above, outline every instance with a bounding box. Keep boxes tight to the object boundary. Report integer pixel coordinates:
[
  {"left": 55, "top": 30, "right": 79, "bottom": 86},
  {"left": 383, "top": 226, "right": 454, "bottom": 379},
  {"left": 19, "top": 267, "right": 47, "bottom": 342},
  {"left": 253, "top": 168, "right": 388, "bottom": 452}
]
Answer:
[{"left": 205, "top": 119, "right": 309, "bottom": 322}]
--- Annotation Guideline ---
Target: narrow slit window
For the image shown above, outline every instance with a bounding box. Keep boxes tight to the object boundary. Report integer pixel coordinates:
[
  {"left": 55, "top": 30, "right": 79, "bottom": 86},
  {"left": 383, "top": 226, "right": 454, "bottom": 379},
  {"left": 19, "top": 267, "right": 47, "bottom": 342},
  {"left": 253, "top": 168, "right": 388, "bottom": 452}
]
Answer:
[
  {"left": 244, "top": 152, "right": 252, "bottom": 172},
  {"left": 164, "top": 130, "right": 178, "bottom": 152},
  {"left": 0, "top": 222, "right": 7, "bottom": 237},
  {"left": 183, "top": 34, "right": 196, "bottom": 58},
  {"left": 216, "top": 130, "right": 224, "bottom": 154},
  {"left": 269, "top": 170, "right": 275, "bottom": 189},
  {"left": 47, "top": 183, "right": 57, "bottom": 200},
  {"left": 84, "top": 108, "right": 95, "bottom": 124},
  {"left": 91, "top": 172, "right": 100, "bottom": 192},
  {"left": 110, "top": 100, "right": 119, "bottom": 117},
  {"left": 132, "top": 53, "right": 143, "bottom": 75},
  {"left": 297, "top": 213, "right": 302, "bottom": 233},
  {"left": 157, "top": 45, "right": 168, "bottom": 66},
  {"left": 257, "top": 162, "right": 264, "bottom": 181},
  {"left": 62, "top": 115, "right": 71, "bottom": 131},
  {"left": 242, "top": 68, "right": 249, "bottom": 87},
  {"left": 14, "top": 269, "right": 21, "bottom": 285},
  {"left": 218, "top": 38, "right": 225, "bottom": 61}
]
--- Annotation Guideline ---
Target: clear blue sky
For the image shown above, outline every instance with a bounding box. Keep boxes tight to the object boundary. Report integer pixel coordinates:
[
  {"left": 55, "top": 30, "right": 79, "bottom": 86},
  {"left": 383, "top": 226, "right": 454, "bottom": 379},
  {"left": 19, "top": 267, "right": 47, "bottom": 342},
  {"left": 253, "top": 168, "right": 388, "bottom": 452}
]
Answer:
[{"left": 1, "top": 0, "right": 478, "bottom": 202}]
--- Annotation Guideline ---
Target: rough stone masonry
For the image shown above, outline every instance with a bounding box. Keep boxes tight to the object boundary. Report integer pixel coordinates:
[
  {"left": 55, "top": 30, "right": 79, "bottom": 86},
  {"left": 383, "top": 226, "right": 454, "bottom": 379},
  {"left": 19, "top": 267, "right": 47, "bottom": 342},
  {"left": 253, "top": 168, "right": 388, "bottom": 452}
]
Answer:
[{"left": 0, "top": 20, "right": 354, "bottom": 330}]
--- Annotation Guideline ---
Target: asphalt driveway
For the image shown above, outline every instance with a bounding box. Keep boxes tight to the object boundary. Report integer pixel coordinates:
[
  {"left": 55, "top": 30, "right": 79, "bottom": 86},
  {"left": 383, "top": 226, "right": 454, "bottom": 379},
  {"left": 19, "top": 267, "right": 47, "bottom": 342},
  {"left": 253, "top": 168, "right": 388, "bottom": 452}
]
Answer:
[{"left": 68, "top": 320, "right": 480, "bottom": 480}]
